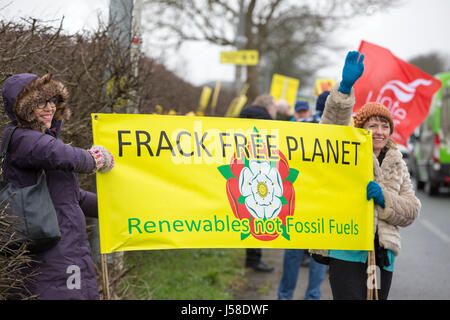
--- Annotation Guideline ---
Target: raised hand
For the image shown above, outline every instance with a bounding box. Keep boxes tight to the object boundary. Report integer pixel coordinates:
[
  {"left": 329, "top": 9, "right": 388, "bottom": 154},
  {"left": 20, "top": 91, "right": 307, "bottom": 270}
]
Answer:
[{"left": 339, "top": 51, "right": 364, "bottom": 94}]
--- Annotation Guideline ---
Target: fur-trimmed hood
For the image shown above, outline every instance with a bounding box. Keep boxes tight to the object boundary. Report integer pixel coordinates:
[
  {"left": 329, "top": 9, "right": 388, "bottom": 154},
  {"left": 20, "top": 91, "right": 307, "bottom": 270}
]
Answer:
[{"left": 2, "top": 73, "right": 70, "bottom": 133}]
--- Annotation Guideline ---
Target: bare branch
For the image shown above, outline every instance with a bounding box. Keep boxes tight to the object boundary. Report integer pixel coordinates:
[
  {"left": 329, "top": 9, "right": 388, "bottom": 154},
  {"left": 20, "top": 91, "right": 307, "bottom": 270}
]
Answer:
[{"left": 141, "top": 0, "right": 401, "bottom": 100}]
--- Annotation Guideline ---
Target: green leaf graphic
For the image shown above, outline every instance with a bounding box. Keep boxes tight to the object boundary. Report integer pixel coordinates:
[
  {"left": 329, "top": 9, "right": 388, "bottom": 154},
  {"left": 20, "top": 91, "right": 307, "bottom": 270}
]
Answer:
[
  {"left": 279, "top": 195, "right": 288, "bottom": 205},
  {"left": 283, "top": 168, "right": 299, "bottom": 183},
  {"left": 241, "top": 232, "right": 251, "bottom": 240},
  {"left": 243, "top": 156, "right": 249, "bottom": 168},
  {"left": 252, "top": 126, "right": 264, "bottom": 143},
  {"left": 238, "top": 195, "right": 246, "bottom": 204},
  {"left": 217, "top": 165, "right": 237, "bottom": 180},
  {"left": 281, "top": 225, "right": 290, "bottom": 241}
]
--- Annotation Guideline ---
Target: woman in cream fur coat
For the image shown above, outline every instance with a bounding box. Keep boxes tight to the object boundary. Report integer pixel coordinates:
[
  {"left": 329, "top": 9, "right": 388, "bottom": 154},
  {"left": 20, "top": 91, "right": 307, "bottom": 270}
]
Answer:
[{"left": 313, "top": 51, "right": 421, "bottom": 300}]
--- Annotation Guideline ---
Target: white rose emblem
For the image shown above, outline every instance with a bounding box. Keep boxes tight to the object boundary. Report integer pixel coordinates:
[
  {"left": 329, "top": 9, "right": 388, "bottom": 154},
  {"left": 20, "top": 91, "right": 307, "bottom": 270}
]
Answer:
[{"left": 238, "top": 160, "right": 283, "bottom": 220}]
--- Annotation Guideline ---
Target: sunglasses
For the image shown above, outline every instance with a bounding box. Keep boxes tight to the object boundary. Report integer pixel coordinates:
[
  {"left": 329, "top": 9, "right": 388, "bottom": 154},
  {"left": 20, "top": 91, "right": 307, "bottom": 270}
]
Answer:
[{"left": 37, "top": 97, "right": 59, "bottom": 109}]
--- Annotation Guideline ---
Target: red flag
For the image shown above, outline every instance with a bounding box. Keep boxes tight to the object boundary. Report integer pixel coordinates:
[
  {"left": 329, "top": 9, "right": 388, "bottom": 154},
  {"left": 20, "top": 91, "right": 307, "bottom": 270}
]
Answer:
[{"left": 354, "top": 41, "right": 442, "bottom": 146}]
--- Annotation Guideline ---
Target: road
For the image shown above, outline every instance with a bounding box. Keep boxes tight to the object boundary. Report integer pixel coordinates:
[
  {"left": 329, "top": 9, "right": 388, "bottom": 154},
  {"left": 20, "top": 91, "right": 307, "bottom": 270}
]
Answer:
[
  {"left": 236, "top": 183, "right": 450, "bottom": 300},
  {"left": 389, "top": 184, "right": 450, "bottom": 299}
]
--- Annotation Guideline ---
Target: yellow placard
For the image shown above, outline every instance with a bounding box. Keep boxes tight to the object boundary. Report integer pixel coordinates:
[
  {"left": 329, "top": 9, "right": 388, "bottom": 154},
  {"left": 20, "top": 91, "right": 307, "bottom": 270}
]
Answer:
[
  {"left": 220, "top": 50, "right": 259, "bottom": 65},
  {"left": 210, "top": 81, "right": 221, "bottom": 113},
  {"left": 314, "top": 78, "right": 335, "bottom": 96},
  {"left": 224, "top": 95, "right": 248, "bottom": 118},
  {"left": 92, "top": 114, "right": 374, "bottom": 253},
  {"left": 197, "top": 86, "right": 212, "bottom": 113},
  {"left": 269, "top": 74, "right": 300, "bottom": 109}
]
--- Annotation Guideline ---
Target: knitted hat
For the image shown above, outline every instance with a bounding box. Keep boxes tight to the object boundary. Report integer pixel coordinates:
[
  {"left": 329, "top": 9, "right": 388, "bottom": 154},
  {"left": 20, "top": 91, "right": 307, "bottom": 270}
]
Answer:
[
  {"left": 294, "top": 100, "right": 309, "bottom": 112},
  {"left": 315, "top": 90, "right": 330, "bottom": 112},
  {"left": 353, "top": 102, "right": 394, "bottom": 134}
]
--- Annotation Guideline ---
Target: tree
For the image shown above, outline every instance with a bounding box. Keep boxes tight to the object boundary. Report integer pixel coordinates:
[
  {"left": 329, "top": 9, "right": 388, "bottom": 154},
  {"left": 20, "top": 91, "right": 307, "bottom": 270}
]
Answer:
[
  {"left": 408, "top": 52, "right": 450, "bottom": 76},
  {"left": 143, "top": 0, "right": 399, "bottom": 101}
]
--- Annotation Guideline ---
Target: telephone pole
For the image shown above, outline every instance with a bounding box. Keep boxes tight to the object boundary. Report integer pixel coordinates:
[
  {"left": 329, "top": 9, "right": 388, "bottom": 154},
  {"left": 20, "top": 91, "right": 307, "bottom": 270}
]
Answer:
[
  {"left": 107, "top": 0, "right": 142, "bottom": 114},
  {"left": 234, "top": 0, "right": 247, "bottom": 96},
  {"left": 91, "top": 1, "right": 142, "bottom": 298}
]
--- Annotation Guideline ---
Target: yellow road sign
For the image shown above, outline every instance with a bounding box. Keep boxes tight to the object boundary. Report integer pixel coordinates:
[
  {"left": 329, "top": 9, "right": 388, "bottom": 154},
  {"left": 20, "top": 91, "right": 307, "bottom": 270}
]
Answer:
[{"left": 220, "top": 50, "right": 259, "bottom": 65}]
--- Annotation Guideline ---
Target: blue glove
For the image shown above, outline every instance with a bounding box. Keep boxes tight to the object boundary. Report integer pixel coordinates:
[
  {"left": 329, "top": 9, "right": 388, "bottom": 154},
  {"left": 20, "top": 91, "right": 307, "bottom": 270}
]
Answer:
[
  {"left": 367, "top": 181, "right": 385, "bottom": 208},
  {"left": 339, "top": 51, "right": 365, "bottom": 94}
]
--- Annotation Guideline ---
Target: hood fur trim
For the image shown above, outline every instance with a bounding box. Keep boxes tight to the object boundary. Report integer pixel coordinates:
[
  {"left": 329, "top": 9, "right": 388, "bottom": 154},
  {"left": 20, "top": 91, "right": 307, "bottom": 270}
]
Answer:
[{"left": 13, "top": 74, "right": 70, "bottom": 132}]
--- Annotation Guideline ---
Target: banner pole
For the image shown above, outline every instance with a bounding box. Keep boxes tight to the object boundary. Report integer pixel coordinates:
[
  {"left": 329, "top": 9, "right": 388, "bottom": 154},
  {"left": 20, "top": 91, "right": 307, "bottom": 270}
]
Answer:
[
  {"left": 101, "top": 253, "right": 111, "bottom": 300},
  {"left": 368, "top": 251, "right": 371, "bottom": 300},
  {"left": 366, "top": 250, "right": 378, "bottom": 300}
]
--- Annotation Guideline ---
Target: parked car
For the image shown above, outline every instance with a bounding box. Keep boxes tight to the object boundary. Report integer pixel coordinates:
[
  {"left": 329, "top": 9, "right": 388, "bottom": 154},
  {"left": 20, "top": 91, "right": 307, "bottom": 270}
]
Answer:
[{"left": 410, "top": 72, "right": 450, "bottom": 195}]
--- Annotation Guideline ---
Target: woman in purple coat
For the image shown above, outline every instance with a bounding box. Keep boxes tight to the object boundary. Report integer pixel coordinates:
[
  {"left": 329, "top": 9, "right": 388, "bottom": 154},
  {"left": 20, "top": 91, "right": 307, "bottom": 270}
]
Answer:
[{"left": 1, "top": 73, "right": 114, "bottom": 299}]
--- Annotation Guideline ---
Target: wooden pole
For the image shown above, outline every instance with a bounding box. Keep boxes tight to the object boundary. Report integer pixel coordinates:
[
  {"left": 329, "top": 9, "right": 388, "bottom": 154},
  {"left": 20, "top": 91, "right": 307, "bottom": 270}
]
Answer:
[
  {"left": 367, "top": 251, "right": 378, "bottom": 300},
  {"left": 367, "top": 251, "right": 372, "bottom": 300},
  {"left": 101, "top": 253, "right": 110, "bottom": 300}
]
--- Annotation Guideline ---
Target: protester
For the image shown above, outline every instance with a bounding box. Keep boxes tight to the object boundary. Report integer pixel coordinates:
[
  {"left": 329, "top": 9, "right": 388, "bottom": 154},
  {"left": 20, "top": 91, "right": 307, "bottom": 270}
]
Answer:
[
  {"left": 241, "top": 94, "right": 275, "bottom": 119},
  {"left": 239, "top": 103, "right": 272, "bottom": 120},
  {"left": 277, "top": 248, "right": 326, "bottom": 300},
  {"left": 291, "top": 100, "right": 311, "bottom": 121},
  {"left": 273, "top": 99, "right": 292, "bottom": 120},
  {"left": 241, "top": 94, "right": 298, "bottom": 122},
  {"left": 314, "top": 51, "right": 421, "bottom": 299},
  {"left": 1, "top": 73, "right": 114, "bottom": 299},
  {"left": 298, "top": 90, "right": 330, "bottom": 123},
  {"left": 277, "top": 94, "right": 329, "bottom": 300},
  {"left": 238, "top": 96, "right": 275, "bottom": 272}
]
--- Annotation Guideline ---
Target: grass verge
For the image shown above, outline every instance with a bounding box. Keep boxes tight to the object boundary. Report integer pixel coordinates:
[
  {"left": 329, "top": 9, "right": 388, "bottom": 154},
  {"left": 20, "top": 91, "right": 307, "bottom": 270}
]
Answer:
[{"left": 119, "top": 248, "right": 246, "bottom": 300}]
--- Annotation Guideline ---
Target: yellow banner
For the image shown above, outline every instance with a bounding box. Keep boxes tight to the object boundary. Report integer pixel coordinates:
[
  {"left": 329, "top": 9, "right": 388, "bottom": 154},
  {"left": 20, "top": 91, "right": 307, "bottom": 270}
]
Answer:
[
  {"left": 269, "top": 74, "right": 300, "bottom": 109},
  {"left": 220, "top": 50, "right": 259, "bottom": 65},
  {"left": 92, "top": 114, "right": 374, "bottom": 253}
]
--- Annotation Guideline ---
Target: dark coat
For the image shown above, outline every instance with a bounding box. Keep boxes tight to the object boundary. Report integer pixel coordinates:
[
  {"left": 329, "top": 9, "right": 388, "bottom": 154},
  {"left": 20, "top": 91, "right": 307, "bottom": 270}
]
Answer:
[
  {"left": 239, "top": 105, "right": 272, "bottom": 120},
  {"left": 1, "top": 73, "right": 99, "bottom": 299}
]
